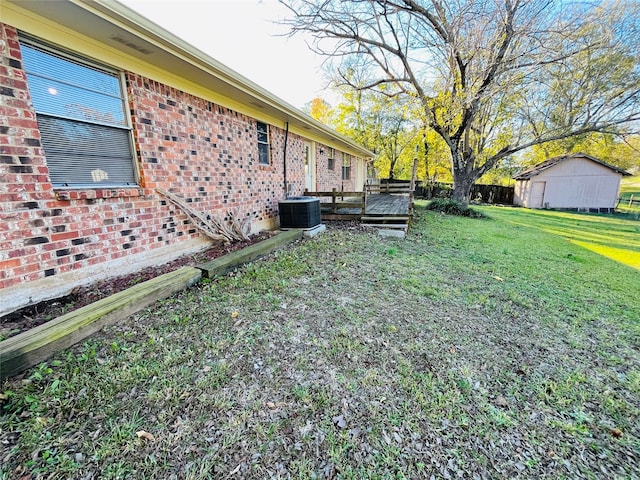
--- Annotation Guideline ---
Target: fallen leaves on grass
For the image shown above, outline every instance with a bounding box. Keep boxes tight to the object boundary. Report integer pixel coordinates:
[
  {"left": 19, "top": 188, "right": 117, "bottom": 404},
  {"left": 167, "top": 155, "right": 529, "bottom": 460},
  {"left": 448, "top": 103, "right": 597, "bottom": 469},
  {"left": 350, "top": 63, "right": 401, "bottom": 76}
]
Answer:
[
  {"left": 135, "top": 430, "right": 155, "bottom": 442},
  {"left": 2, "top": 214, "right": 638, "bottom": 479},
  {"left": 332, "top": 415, "right": 348, "bottom": 429}
]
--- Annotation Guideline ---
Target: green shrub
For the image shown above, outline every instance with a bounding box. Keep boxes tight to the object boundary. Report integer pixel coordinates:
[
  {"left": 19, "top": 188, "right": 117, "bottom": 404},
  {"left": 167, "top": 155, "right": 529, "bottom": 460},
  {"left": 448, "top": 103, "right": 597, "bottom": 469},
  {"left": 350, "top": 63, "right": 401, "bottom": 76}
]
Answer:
[{"left": 426, "top": 198, "right": 486, "bottom": 217}]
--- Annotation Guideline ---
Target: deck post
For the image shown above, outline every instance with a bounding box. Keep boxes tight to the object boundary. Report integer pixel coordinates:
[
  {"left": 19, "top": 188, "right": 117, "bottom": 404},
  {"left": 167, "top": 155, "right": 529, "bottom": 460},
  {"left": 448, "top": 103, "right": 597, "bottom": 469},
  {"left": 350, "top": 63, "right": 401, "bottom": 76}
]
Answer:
[
  {"left": 332, "top": 188, "right": 337, "bottom": 214},
  {"left": 363, "top": 186, "right": 367, "bottom": 215},
  {"left": 410, "top": 159, "right": 418, "bottom": 214},
  {"left": 410, "top": 159, "right": 417, "bottom": 192}
]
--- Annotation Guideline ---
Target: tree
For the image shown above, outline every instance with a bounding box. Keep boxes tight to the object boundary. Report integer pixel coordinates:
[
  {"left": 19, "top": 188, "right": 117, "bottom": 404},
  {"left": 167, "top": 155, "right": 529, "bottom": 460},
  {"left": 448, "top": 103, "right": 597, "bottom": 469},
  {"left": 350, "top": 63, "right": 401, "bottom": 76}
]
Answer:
[
  {"left": 279, "top": 0, "right": 640, "bottom": 201},
  {"left": 304, "top": 97, "right": 334, "bottom": 124},
  {"left": 360, "top": 90, "right": 417, "bottom": 180},
  {"left": 330, "top": 84, "right": 420, "bottom": 179}
]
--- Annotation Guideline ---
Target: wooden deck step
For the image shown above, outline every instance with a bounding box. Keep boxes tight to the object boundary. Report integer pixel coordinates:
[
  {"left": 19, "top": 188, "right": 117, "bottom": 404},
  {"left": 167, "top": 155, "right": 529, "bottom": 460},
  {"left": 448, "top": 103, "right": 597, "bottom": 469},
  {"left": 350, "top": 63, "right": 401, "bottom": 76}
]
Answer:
[
  {"left": 362, "top": 223, "right": 409, "bottom": 230},
  {"left": 361, "top": 216, "right": 410, "bottom": 223}
]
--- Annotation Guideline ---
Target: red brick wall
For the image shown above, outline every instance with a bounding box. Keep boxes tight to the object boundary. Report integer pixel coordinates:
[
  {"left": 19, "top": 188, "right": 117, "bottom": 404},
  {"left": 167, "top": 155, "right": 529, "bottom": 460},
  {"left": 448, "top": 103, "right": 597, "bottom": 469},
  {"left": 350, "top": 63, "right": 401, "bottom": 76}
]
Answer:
[
  {"left": 0, "top": 23, "right": 57, "bottom": 290},
  {"left": 0, "top": 23, "right": 310, "bottom": 303},
  {"left": 311, "top": 145, "right": 361, "bottom": 192},
  {"left": 315, "top": 144, "right": 341, "bottom": 191},
  {"left": 127, "top": 72, "right": 306, "bottom": 226},
  {"left": 342, "top": 153, "right": 357, "bottom": 192}
]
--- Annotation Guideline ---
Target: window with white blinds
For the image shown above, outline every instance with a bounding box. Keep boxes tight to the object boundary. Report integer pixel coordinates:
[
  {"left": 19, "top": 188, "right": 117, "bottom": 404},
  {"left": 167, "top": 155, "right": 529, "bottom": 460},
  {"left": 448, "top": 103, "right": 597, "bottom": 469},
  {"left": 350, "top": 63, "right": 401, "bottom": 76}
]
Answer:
[{"left": 20, "top": 39, "right": 136, "bottom": 187}]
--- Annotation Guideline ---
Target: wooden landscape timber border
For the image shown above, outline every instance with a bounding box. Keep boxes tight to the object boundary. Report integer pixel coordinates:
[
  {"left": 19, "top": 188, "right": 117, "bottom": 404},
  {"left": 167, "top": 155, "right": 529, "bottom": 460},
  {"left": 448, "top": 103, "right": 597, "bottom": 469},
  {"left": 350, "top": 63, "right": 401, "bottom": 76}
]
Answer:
[
  {"left": 197, "top": 228, "right": 303, "bottom": 278},
  {"left": 0, "top": 229, "right": 303, "bottom": 381}
]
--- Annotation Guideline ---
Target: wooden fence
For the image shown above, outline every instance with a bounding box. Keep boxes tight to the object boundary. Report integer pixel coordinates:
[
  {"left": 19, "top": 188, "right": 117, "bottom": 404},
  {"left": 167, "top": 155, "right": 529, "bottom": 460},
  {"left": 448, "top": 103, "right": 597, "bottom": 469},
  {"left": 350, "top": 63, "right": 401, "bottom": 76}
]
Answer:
[
  {"left": 616, "top": 195, "right": 640, "bottom": 213},
  {"left": 416, "top": 182, "right": 515, "bottom": 205},
  {"left": 617, "top": 195, "right": 640, "bottom": 207}
]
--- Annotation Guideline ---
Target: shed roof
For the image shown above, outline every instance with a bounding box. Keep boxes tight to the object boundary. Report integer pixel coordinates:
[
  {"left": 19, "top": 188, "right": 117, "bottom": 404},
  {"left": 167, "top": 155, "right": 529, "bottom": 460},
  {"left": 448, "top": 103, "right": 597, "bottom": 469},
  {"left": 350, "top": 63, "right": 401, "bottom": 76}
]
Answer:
[
  {"left": 5, "top": 0, "right": 374, "bottom": 159},
  {"left": 513, "top": 153, "right": 631, "bottom": 180}
]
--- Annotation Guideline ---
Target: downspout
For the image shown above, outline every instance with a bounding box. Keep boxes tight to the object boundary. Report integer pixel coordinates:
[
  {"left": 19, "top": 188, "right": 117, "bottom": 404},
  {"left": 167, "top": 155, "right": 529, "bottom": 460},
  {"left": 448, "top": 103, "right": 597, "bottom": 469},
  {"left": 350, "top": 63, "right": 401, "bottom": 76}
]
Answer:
[{"left": 283, "top": 121, "right": 289, "bottom": 198}]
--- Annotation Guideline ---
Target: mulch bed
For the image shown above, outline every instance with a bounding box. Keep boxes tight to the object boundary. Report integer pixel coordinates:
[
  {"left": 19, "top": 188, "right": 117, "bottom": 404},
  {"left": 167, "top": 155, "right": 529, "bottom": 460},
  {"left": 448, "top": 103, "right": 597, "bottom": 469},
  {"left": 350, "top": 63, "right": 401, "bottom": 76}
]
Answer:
[
  {"left": 0, "top": 221, "right": 370, "bottom": 341},
  {"left": 0, "top": 232, "right": 276, "bottom": 341}
]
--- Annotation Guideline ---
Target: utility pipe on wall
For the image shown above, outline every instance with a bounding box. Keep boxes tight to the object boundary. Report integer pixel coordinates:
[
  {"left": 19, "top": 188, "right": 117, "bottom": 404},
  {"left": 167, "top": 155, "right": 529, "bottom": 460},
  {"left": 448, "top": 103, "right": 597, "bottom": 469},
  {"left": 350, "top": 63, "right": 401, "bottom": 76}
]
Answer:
[{"left": 283, "top": 121, "right": 289, "bottom": 198}]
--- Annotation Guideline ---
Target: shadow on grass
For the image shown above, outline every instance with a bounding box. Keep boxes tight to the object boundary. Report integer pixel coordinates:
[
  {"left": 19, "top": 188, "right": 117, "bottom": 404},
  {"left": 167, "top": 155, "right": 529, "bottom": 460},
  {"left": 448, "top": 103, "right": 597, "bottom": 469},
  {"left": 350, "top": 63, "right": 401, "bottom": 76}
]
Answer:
[{"left": 487, "top": 207, "right": 640, "bottom": 270}]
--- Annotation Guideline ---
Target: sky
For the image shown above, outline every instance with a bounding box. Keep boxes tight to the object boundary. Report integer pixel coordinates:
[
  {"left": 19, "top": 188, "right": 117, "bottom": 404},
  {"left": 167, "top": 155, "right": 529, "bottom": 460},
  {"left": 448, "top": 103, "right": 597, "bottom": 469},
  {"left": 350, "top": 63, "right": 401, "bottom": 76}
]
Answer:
[{"left": 120, "top": 0, "right": 330, "bottom": 109}]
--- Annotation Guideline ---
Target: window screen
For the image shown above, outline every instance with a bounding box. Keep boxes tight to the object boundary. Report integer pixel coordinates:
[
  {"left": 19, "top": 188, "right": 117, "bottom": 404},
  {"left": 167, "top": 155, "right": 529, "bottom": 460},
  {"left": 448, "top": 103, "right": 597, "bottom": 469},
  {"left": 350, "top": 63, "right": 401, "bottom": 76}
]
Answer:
[
  {"left": 20, "top": 40, "right": 136, "bottom": 187},
  {"left": 257, "top": 121, "right": 270, "bottom": 165},
  {"left": 342, "top": 154, "right": 351, "bottom": 180}
]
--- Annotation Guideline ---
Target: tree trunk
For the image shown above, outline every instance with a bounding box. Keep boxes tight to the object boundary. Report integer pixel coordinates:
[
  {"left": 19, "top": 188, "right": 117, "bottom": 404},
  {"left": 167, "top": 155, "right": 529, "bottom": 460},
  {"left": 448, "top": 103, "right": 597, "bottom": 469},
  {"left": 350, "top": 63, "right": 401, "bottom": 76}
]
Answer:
[
  {"left": 452, "top": 175, "right": 473, "bottom": 203},
  {"left": 451, "top": 150, "right": 475, "bottom": 203},
  {"left": 388, "top": 157, "right": 397, "bottom": 180}
]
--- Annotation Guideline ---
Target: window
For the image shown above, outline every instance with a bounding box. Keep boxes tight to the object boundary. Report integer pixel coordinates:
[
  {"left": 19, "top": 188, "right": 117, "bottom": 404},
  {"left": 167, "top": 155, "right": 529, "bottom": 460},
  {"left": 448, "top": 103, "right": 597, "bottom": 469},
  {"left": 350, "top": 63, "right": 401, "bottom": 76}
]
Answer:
[
  {"left": 342, "top": 154, "right": 351, "bottom": 180},
  {"left": 20, "top": 38, "right": 136, "bottom": 188},
  {"left": 327, "top": 147, "right": 335, "bottom": 170},
  {"left": 257, "top": 121, "right": 270, "bottom": 165}
]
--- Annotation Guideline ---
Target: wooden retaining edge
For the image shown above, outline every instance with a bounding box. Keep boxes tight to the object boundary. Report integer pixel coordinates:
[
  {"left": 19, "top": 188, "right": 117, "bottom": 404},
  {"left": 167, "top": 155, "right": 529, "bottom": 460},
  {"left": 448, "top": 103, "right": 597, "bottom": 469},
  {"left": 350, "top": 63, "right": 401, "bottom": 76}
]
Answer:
[
  {"left": 0, "top": 230, "right": 305, "bottom": 381},
  {"left": 197, "top": 228, "right": 303, "bottom": 278},
  {"left": 0, "top": 266, "right": 202, "bottom": 382}
]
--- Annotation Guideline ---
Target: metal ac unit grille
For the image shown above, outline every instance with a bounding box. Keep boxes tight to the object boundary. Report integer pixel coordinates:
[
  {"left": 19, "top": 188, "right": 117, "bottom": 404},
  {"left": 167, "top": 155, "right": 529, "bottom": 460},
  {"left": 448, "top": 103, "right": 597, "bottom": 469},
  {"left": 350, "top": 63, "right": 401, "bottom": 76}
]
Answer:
[{"left": 279, "top": 197, "right": 321, "bottom": 228}]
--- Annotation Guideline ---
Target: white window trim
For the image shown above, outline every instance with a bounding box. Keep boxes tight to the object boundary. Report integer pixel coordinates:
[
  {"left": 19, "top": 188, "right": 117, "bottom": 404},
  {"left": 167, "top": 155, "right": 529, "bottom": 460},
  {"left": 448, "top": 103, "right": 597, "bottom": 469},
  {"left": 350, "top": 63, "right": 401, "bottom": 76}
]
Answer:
[
  {"left": 257, "top": 121, "right": 270, "bottom": 165},
  {"left": 20, "top": 35, "right": 138, "bottom": 188}
]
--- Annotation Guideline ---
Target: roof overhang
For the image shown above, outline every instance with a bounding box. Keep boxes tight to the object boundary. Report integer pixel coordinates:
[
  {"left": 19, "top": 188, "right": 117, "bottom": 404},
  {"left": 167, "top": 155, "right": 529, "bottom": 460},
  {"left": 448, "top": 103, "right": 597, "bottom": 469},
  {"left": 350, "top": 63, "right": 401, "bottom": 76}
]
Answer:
[
  {"left": 513, "top": 152, "right": 632, "bottom": 180},
  {"left": 5, "top": 0, "right": 374, "bottom": 158}
]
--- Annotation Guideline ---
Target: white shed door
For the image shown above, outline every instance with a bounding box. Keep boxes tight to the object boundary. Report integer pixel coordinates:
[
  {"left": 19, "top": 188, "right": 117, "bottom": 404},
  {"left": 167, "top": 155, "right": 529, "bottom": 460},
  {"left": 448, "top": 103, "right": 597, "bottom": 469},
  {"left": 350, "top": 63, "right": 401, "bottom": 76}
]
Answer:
[{"left": 530, "top": 181, "right": 546, "bottom": 208}]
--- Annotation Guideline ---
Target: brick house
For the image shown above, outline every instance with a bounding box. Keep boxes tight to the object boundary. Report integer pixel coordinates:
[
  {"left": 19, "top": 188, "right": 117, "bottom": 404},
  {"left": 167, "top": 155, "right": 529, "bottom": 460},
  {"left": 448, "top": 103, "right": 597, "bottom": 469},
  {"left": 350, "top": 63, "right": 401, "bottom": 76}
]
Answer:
[{"left": 0, "top": 0, "right": 373, "bottom": 316}]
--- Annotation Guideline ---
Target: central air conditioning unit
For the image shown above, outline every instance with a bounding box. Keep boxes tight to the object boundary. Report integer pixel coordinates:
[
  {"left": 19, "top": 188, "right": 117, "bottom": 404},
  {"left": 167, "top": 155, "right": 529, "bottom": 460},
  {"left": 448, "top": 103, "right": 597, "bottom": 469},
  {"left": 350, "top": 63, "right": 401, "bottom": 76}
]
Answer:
[{"left": 278, "top": 197, "right": 321, "bottom": 229}]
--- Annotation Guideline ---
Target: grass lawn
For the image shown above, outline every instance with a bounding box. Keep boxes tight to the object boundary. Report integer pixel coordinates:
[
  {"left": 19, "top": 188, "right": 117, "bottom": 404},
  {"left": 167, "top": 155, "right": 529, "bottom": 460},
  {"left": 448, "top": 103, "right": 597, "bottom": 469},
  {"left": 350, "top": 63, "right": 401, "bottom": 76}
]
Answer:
[
  {"left": 619, "top": 176, "right": 640, "bottom": 215},
  {"left": 620, "top": 176, "right": 640, "bottom": 198},
  {"left": 1, "top": 205, "right": 639, "bottom": 479}
]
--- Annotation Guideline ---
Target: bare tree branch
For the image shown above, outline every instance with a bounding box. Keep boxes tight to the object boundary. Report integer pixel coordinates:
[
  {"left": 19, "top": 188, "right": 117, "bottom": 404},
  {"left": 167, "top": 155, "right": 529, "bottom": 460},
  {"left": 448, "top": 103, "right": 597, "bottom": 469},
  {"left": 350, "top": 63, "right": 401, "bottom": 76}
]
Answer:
[{"left": 279, "top": 0, "right": 640, "bottom": 200}]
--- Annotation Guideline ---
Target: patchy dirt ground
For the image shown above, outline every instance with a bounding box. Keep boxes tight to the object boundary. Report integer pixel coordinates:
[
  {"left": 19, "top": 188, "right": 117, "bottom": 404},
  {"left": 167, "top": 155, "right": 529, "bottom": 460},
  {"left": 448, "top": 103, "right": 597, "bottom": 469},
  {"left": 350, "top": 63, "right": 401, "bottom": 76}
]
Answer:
[
  {"left": 1, "top": 212, "right": 638, "bottom": 479},
  {"left": 0, "top": 231, "right": 276, "bottom": 341}
]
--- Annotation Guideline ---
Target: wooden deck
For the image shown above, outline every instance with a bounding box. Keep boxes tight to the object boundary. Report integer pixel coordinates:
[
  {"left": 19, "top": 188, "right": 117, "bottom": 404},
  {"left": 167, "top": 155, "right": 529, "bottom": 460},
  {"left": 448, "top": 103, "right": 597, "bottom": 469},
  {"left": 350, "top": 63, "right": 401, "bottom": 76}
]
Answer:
[
  {"left": 305, "top": 181, "right": 415, "bottom": 232},
  {"left": 366, "top": 194, "right": 411, "bottom": 215},
  {"left": 323, "top": 193, "right": 410, "bottom": 216},
  {"left": 305, "top": 191, "right": 413, "bottom": 233}
]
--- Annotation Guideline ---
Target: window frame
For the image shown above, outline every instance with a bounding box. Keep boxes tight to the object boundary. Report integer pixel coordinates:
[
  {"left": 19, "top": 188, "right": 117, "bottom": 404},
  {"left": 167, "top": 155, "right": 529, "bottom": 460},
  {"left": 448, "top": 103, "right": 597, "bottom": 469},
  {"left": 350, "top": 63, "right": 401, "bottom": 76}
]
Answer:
[
  {"left": 256, "top": 121, "right": 270, "bottom": 165},
  {"left": 327, "top": 147, "right": 335, "bottom": 170},
  {"left": 342, "top": 154, "right": 352, "bottom": 181},
  {"left": 19, "top": 35, "right": 138, "bottom": 189}
]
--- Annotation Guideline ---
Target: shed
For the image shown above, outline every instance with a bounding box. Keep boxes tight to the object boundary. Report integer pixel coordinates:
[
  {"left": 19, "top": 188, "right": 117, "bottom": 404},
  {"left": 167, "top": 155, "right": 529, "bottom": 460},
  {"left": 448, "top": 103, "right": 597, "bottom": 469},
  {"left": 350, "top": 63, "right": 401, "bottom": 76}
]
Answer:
[
  {"left": 513, "top": 153, "right": 630, "bottom": 212},
  {"left": 0, "top": 0, "right": 374, "bottom": 316}
]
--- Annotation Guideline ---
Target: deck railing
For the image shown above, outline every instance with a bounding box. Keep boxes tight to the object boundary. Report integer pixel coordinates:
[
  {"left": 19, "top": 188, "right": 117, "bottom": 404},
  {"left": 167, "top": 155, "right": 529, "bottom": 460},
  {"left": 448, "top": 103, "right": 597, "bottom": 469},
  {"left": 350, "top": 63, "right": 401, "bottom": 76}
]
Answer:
[
  {"left": 304, "top": 188, "right": 366, "bottom": 219},
  {"left": 365, "top": 182, "right": 413, "bottom": 194}
]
